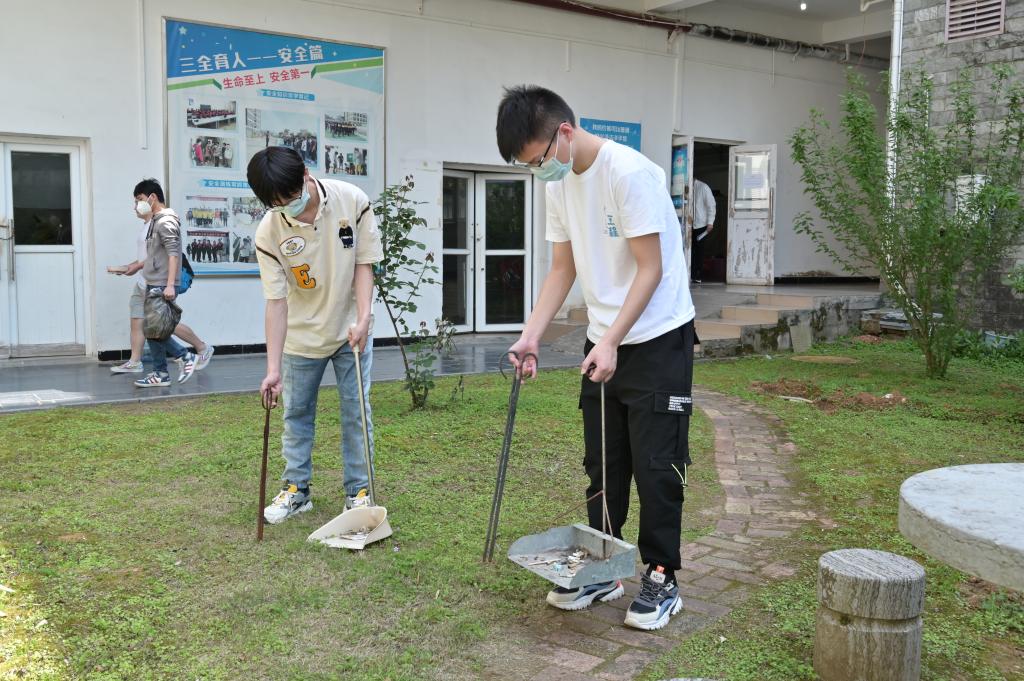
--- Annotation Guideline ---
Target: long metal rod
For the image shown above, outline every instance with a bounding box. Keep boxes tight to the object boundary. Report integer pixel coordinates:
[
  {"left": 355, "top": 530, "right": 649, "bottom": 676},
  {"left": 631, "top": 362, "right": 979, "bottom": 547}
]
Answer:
[
  {"left": 600, "top": 382, "right": 607, "bottom": 559},
  {"left": 483, "top": 369, "right": 523, "bottom": 562},
  {"left": 352, "top": 345, "right": 377, "bottom": 505},
  {"left": 257, "top": 391, "right": 271, "bottom": 542}
]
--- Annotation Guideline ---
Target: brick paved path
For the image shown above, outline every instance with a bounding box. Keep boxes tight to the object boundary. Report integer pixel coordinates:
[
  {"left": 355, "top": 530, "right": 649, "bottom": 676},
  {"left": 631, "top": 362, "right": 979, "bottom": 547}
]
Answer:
[{"left": 481, "top": 388, "right": 819, "bottom": 681}]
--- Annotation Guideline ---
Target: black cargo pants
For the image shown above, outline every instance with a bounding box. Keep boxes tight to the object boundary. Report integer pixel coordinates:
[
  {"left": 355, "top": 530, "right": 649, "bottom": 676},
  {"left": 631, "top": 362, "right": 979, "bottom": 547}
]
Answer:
[{"left": 580, "top": 321, "right": 695, "bottom": 572}]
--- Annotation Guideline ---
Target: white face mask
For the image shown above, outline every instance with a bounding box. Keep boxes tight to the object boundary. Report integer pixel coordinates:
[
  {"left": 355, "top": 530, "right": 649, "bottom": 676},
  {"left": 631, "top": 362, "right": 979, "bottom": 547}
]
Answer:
[{"left": 136, "top": 199, "right": 153, "bottom": 217}]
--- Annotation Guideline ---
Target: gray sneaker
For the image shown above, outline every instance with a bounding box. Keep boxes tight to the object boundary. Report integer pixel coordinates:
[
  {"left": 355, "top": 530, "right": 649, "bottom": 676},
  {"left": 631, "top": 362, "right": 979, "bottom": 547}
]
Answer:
[
  {"left": 111, "top": 360, "right": 144, "bottom": 374},
  {"left": 264, "top": 484, "right": 312, "bottom": 525},
  {"left": 196, "top": 345, "right": 215, "bottom": 370}
]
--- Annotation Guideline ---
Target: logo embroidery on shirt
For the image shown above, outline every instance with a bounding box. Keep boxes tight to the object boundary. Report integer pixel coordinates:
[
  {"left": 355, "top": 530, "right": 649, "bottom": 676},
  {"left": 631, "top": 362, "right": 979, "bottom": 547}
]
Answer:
[
  {"left": 338, "top": 219, "right": 354, "bottom": 249},
  {"left": 280, "top": 236, "right": 306, "bottom": 257},
  {"left": 605, "top": 213, "right": 620, "bottom": 238}
]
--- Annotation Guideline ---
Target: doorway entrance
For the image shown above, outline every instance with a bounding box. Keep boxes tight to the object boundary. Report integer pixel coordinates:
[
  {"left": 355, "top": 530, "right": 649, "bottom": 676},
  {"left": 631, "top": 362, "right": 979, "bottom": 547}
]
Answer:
[
  {"left": 441, "top": 170, "right": 532, "bottom": 332},
  {"left": 691, "top": 141, "right": 731, "bottom": 283},
  {"left": 0, "top": 141, "right": 87, "bottom": 358}
]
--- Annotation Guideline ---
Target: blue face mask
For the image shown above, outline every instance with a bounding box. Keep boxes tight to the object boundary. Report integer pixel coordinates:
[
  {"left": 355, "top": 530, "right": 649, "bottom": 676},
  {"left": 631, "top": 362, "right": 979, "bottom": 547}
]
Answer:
[
  {"left": 271, "top": 184, "right": 310, "bottom": 218},
  {"left": 530, "top": 134, "right": 573, "bottom": 182}
]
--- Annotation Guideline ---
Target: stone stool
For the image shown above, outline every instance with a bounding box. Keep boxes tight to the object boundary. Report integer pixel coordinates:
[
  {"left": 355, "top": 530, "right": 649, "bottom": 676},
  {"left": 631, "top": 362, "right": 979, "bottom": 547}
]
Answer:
[{"left": 814, "top": 549, "right": 926, "bottom": 681}]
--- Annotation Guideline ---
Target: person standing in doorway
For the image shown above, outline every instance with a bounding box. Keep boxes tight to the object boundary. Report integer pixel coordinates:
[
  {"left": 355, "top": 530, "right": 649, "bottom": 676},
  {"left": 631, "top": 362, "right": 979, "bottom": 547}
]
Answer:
[
  {"left": 247, "top": 146, "right": 384, "bottom": 525},
  {"left": 496, "top": 86, "right": 695, "bottom": 632},
  {"left": 689, "top": 178, "right": 715, "bottom": 284}
]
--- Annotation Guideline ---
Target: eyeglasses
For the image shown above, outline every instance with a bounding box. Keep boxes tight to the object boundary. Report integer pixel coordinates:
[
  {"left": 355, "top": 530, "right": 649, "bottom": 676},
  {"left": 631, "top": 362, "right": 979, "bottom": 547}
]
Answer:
[
  {"left": 511, "top": 121, "right": 566, "bottom": 169},
  {"left": 267, "top": 189, "right": 304, "bottom": 213}
]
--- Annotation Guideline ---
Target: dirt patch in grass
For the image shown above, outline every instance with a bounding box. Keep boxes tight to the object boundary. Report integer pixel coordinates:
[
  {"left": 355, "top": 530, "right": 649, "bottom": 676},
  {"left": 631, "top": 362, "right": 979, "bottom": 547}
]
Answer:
[
  {"left": 752, "top": 379, "right": 822, "bottom": 400},
  {"left": 817, "top": 389, "right": 908, "bottom": 413},
  {"left": 853, "top": 334, "right": 883, "bottom": 344},
  {"left": 752, "top": 380, "right": 909, "bottom": 413}
]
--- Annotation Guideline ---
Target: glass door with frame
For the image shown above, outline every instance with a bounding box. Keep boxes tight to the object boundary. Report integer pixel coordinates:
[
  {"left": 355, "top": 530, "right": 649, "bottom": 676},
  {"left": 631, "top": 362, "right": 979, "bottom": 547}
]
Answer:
[
  {"left": 474, "top": 174, "right": 531, "bottom": 332},
  {"left": 0, "top": 142, "right": 86, "bottom": 358},
  {"left": 441, "top": 171, "right": 474, "bottom": 332},
  {"left": 441, "top": 170, "right": 532, "bottom": 333}
]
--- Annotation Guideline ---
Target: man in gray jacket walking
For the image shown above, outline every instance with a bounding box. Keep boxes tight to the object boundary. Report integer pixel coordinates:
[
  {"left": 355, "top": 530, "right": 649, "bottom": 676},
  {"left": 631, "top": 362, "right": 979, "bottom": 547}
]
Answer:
[{"left": 132, "top": 178, "right": 197, "bottom": 388}]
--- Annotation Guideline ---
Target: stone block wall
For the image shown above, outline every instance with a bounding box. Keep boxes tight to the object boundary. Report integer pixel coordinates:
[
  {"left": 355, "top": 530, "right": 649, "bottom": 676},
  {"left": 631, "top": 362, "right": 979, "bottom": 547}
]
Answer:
[{"left": 902, "top": 0, "right": 1024, "bottom": 332}]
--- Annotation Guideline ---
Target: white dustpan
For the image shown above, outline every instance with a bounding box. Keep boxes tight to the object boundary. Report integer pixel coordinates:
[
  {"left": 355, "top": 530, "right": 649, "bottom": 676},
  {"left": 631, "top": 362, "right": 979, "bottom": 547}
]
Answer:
[
  {"left": 308, "top": 505, "right": 393, "bottom": 550},
  {"left": 307, "top": 339, "right": 393, "bottom": 551}
]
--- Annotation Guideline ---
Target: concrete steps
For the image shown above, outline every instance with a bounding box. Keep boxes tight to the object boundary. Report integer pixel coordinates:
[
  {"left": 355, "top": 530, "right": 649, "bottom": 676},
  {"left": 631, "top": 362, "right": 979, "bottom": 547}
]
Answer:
[
  {"left": 696, "top": 318, "right": 773, "bottom": 340},
  {"left": 720, "top": 304, "right": 797, "bottom": 324},
  {"left": 694, "top": 289, "right": 883, "bottom": 358}
]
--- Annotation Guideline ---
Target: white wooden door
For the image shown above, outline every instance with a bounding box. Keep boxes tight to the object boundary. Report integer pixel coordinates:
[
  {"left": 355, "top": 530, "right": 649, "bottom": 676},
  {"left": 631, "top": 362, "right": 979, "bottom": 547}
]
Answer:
[
  {"left": 1, "top": 143, "right": 86, "bottom": 357},
  {"left": 727, "top": 144, "right": 776, "bottom": 285},
  {"left": 474, "top": 174, "right": 532, "bottom": 332}
]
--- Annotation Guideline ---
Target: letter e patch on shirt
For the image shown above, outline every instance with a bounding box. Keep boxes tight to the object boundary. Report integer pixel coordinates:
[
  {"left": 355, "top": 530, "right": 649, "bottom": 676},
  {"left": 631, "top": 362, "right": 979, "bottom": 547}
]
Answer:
[{"left": 290, "top": 263, "right": 316, "bottom": 289}]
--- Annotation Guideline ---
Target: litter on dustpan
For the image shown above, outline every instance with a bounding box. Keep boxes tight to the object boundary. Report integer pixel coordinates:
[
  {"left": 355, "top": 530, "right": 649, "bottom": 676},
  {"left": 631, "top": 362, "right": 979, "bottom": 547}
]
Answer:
[
  {"left": 484, "top": 365, "right": 638, "bottom": 588},
  {"left": 508, "top": 522, "right": 637, "bottom": 589}
]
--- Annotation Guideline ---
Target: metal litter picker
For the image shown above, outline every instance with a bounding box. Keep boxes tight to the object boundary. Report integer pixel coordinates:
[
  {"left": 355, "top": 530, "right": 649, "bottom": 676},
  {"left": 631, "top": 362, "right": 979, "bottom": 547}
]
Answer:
[
  {"left": 506, "top": 380, "right": 638, "bottom": 589},
  {"left": 483, "top": 352, "right": 537, "bottom": 563},
  {"left": 308, "top": 342, "right": 393, "bottom": 550}
]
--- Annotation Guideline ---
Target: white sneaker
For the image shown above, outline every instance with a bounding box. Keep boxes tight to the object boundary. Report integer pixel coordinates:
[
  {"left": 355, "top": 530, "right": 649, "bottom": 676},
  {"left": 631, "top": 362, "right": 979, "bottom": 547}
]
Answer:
[
  {"left": 177, "top": 352, "right": 197, "bottom": 384},
  {"left": 264, "top": 484, "right": 313, "bottom": 525},
  {"left": 111, "top": 361, "right": 144, "bottom": 374},
  {"left": 345, "top": 489, "right": 372, "bottom": 510},
  {"left": 196, "top": 345, "right": 215, "bottom": 370}
]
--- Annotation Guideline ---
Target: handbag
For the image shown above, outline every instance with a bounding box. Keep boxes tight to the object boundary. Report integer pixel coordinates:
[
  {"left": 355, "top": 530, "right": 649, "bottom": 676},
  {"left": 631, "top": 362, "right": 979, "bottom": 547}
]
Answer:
[{"left": 143, "top": 287, "right": 182, "bottom": 341}]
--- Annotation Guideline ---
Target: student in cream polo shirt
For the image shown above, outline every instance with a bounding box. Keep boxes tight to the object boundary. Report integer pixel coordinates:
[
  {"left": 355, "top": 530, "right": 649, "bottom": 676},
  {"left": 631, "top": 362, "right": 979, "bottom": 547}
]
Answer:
[{"left": 248, "top": 146, "right": 384, "bottom": 525}]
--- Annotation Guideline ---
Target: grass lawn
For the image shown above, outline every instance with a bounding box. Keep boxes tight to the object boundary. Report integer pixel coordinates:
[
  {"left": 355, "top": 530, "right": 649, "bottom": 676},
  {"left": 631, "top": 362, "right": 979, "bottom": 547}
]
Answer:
[
  {"left": 0, "top": 369, "right": 718, "bottom": 680},
  {"left": 643, "top": 337, "right": 1024, "bottom": 681}
]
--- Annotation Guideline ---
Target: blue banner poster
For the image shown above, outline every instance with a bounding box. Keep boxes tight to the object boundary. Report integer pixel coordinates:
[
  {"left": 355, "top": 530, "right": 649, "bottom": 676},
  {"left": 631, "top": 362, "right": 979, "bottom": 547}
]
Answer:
[
  {"left": 165, "top": 20, "right": 384, "bottom": 275},
  {"left": 580, "top": 118, "right": 642, "bottom": 152}
]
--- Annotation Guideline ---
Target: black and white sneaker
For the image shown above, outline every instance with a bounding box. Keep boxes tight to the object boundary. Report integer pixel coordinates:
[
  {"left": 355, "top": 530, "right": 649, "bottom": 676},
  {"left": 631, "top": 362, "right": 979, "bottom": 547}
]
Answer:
[
  {"left": 546, "top": 580, "right": 624, "bottom": 611},
  {"left": 624, "top": 567, "right": 683, "bottom": 631}
]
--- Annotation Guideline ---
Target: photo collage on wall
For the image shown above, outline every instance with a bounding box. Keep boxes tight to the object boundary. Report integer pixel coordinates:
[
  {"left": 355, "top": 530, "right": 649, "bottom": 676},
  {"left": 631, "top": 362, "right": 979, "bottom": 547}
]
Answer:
[{"left": 166, "top": 20, "right": 385, "bottom": 275}]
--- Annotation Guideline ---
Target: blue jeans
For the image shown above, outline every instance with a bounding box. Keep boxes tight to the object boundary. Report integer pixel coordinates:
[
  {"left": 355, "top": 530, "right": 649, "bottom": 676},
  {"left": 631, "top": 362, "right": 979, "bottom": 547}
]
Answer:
[
  {"left": 146, "top": 336, "right": 188, "bottom": 374},
  {"left": 280, "top": 341, "right": 374, "bottom": 496}
]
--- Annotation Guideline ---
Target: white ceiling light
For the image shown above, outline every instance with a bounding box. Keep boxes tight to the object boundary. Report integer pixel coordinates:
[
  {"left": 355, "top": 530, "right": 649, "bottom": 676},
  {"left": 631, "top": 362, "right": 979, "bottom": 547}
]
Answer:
[{"left": 800, "top": 2, "right": 807, "bottom": 9}]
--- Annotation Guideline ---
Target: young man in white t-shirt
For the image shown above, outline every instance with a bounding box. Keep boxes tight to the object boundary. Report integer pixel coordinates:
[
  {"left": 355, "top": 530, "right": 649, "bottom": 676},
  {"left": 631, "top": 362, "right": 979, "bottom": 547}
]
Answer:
[
  {"left": 497, "top": 86, "right": 696, "bottom": 632},
  {"left": 248, "top": 146, "right": 384, "bottom": 524}
]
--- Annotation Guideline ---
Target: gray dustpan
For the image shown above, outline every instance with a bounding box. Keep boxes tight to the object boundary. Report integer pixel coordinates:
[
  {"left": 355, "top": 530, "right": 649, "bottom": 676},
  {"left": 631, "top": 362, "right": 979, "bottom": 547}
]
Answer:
[
  {"left": 308, "top": 341, "right": 392, "bottom": 551},
  {"left": 504, "top": 380, "right": 637, "bottom": 588},
  {"left": 508, "top": 523, "right": 638, "bottom": 589}
]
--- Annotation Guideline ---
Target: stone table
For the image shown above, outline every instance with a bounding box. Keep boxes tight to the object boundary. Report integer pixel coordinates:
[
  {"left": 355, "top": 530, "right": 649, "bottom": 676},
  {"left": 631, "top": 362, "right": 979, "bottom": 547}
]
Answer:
[{"left": 899, "top": 463, "right": 1024, "bottom": 591}]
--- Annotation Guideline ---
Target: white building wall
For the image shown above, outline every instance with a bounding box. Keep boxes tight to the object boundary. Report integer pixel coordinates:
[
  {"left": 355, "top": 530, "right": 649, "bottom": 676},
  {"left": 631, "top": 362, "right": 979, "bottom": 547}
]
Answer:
[
  {"left": 0, "top": 0, "right": 880, "bottom": 356},
  {"left": 676, "top": 32, "right": 886, "bottom": 277}
]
